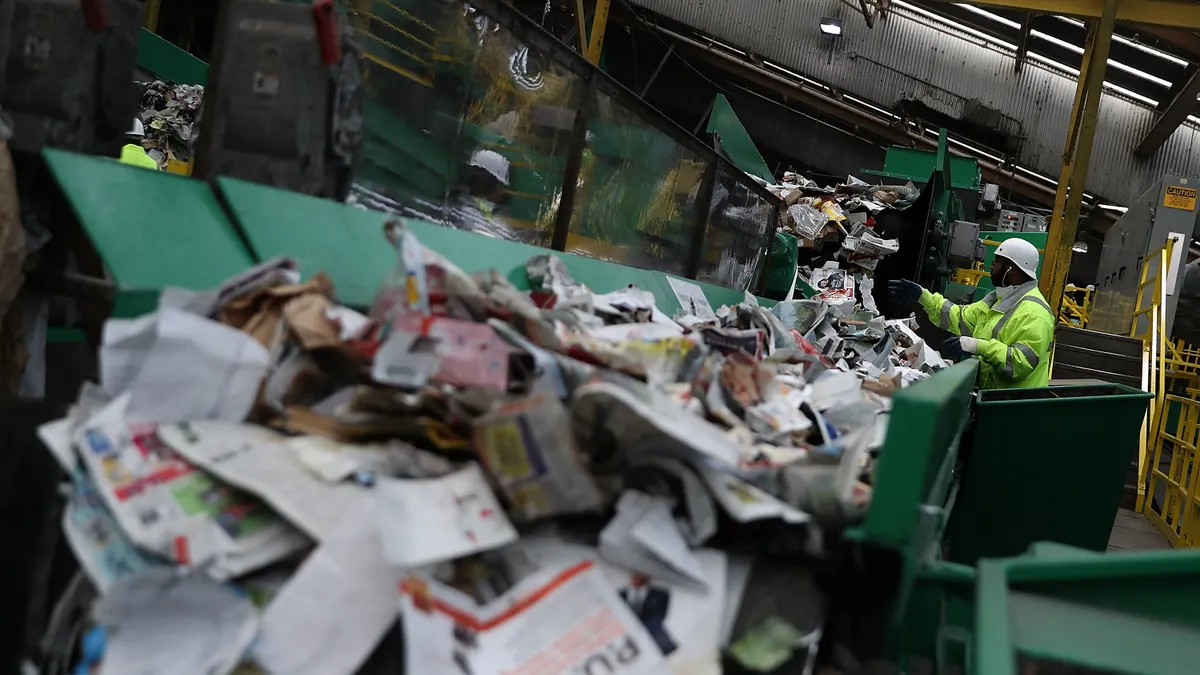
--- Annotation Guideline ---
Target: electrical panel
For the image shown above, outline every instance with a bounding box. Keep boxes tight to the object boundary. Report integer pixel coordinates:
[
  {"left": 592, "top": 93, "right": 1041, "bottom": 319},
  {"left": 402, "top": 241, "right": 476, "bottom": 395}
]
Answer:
[
  {"left": 978, "top": 183, "right": 1000, "bottom": 216},
  {"left": 1021, "top": 214, "right": 1047, "bottom": 233},
  {"left": 1092, "top": 175, "right": 1200, "bottom": 337},
  {"left": 0, "top": 0, "right": 142, "bottom": 155},
  {"left": 997, "top": 209, "right": 1023, "bottom": 232},
  {"left": 194, "top": 0, "right": 363, "bottom": 200},
  {"left": 948, "top": 220, "right": 981, "bottom": 261}
]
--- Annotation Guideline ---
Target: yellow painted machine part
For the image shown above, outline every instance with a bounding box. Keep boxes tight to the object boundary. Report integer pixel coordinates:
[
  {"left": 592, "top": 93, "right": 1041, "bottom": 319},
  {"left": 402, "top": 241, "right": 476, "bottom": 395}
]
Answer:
[{"left": 165, "top": 157, "right": 192, "bottom": 176}]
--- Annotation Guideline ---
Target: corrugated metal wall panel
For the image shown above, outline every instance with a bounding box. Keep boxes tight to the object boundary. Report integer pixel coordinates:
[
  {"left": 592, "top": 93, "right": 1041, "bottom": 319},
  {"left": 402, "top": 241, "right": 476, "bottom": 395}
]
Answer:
[{"left": 633, "top": 0, "right": 1200, "bottom": 205}]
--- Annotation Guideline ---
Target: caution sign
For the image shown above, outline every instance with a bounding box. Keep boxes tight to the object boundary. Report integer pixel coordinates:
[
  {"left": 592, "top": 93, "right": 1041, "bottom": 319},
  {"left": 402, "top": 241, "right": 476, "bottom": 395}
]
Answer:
[{"left": 1164, "top": 185, "right": 1198, "bottom": 211}]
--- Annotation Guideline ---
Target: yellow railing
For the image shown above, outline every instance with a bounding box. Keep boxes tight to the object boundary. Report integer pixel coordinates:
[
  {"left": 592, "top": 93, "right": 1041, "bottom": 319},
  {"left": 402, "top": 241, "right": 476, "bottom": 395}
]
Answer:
[
  {"left": 345, "top": 0, "right": 440, "bottom": 89},
  {"left": 1164, "top": 340, "right": 1200, "bottom": 384},
  {"left": 1132, "top": 238, "right": 1174, "bottom": 513},
  {"left": 1058, "top": 284, "right": 1093, "bottom": 328},
  {"left": 948, "top": 269, "right": 1091, "bottom": 327},
  {"left": 1144, "top": 393, "right": 1200, "bottom": 548}
]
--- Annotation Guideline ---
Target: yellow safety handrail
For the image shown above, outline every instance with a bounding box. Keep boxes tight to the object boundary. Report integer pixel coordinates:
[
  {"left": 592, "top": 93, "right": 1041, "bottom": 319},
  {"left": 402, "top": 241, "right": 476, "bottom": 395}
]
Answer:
[
  {"left": 1132, "top": 237, "right": 1174, "bottom": 513},
  {"left": 1144, "top": 393, "right": 1200, "bottom": 548},
  {"left": 1058, "top": 284, "right": 1093, "bottom": 328}
]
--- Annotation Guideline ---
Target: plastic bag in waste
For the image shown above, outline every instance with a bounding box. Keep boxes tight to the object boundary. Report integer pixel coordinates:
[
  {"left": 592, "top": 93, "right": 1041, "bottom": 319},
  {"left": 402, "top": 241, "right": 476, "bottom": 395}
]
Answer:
[{"left": 787, "top": 204, "right": 826, "bottom": 240}]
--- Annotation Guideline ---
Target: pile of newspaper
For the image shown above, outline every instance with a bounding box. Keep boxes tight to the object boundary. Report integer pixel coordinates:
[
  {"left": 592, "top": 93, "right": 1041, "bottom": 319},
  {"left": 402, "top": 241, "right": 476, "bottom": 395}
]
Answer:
[{"left": 35, "top": 221, "right": 948, "bottom": 675}]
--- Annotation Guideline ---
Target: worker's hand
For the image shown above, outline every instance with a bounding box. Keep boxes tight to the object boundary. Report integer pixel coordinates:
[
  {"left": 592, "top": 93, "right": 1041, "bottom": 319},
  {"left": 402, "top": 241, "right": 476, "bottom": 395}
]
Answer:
[
  {"left": 940, "top": 336, "right": 979, "bottom": 362},
  {"left": 887, "top": 279, "right": 923, "bottom": 307}
]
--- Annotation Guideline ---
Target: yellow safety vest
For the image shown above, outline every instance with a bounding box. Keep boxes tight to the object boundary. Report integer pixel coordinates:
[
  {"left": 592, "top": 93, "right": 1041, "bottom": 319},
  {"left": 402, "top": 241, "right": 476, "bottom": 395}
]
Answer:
[
  {"left": 119, "top": 144, "right": 159, "bottom": 170},
  {"left": 920, "top": 279, "right": 1055, "bottom": 389}
]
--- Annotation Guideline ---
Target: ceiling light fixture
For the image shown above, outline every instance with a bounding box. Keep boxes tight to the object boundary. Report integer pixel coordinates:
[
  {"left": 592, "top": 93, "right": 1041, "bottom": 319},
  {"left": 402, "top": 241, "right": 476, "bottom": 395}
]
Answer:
[
  {"left": 954, "top": 3, "right": 1021, "bottom": 29},
  {"left": 892, "top": 0, "right": 1018, "bottom": 50},
  {"left": 819, "top": 17, "right": 844, "bottom": 36}
]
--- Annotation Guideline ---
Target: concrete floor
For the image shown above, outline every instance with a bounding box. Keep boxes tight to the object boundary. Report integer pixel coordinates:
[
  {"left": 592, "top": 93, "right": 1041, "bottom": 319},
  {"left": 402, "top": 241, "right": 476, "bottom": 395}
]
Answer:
[{"left": 1108, "top": 508, "right": 1174, "bottom": 552}]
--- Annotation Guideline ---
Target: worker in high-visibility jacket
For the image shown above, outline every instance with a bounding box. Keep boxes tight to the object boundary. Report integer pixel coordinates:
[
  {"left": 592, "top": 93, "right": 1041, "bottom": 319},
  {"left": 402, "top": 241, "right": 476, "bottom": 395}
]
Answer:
[
  {"left": 119, "top": 118, "right": 159, "bottom": 170},
  {"left": 888, "top": 238, "right": 1055, "bottom": 389}
]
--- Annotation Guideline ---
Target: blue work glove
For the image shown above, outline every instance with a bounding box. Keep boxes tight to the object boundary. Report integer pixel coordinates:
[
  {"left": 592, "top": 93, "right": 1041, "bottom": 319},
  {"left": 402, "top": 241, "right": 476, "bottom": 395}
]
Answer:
[
  {"left": 940, "top": 336, "right": 979, "bottom": 362},
  {"left": 887, "top": 279, "right": 923, "bottom": 307}
]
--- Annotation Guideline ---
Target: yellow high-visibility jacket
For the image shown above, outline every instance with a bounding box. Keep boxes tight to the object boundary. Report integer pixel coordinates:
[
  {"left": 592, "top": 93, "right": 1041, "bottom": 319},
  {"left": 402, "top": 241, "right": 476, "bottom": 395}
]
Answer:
[
  {"left": 119, "top": 144, "right": 159, "bottom": 170},
  {"left": 919, "top": 279, "right": 1055, "bottom": 389}
]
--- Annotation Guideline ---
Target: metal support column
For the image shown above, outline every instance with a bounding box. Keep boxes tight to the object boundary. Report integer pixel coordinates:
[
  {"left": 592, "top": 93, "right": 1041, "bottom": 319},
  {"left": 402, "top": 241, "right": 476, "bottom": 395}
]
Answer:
[
  {"left": 143, "top": 0, "right": 163, "bottom": 31},
  {"left": 550, "top": 82, "right": 592, "bottom": 251},
  {"left": 1039, "top": 0, "right": 1116, "bottom": 314},
  {"left": 1015, "top": 13, "right": 1031, "bottom": 73},
  {"left": 574, "top": 0, "right": 589, "bottom": 54},
  {"left": 685, "top": 163, "right": 719, "bottom": 280},
  {"left": 585, "top": 0, "right": 611, "bottom": 65}
]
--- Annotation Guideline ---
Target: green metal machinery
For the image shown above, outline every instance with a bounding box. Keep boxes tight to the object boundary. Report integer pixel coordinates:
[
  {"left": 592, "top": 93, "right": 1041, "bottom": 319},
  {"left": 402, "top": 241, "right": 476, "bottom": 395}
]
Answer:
[{"left": 861, "top": 136, "right": 1049, "bottom": 309}]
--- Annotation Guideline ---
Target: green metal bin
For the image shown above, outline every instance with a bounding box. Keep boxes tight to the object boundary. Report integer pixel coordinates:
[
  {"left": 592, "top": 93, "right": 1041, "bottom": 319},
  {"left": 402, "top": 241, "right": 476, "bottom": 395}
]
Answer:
[
  {"left": 949, "top": 383, "right": 1153, "bottom": 565},
  {"left": 974, "top": 542, "right": 1200, "bottom": 675}
]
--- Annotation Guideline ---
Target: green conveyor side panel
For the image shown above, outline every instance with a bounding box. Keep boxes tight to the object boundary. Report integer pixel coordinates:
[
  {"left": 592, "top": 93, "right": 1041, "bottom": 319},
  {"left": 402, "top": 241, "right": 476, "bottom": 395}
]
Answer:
[
  {"left": 706, "top": 94, "right": 774, "bottom": 184},
  {"left": 848, "top": 359, "right": 978, "bottom": 549},
  {"left": 217, "top": 177, "right": 399, "bottom": 308},
  {"left": 137, "top": 29, "right": 208, "bottom": 85},
  {"left": 401, "top": 220, "right": 773, "bottom": 312},
  {"left": 216, "top": 178, "right": 771, "bottom": 313},
  {"left": 43, "top": 149, "right": 255, "bottom": 295},
  {"left": 43, "top": 155, "right": 769, "bottom": 314}
]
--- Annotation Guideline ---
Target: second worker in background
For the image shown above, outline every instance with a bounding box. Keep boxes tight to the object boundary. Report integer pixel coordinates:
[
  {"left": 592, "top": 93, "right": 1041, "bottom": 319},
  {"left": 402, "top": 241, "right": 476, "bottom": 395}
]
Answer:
[{"left": 888, "top": 238, "right": 1055, "bottom": 389}]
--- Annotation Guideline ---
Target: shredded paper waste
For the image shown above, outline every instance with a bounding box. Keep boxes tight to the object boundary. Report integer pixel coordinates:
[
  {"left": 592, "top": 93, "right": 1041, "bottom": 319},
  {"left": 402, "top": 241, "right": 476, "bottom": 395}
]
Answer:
[
  {"left": 135, "top": 80, "right": 204, "bottom": 170},
  {"left": 768, "top": 172, "right": 915, "bottom": 283},
  {"left": 35, "top": 217, "right": 950, "bottom": 675}
]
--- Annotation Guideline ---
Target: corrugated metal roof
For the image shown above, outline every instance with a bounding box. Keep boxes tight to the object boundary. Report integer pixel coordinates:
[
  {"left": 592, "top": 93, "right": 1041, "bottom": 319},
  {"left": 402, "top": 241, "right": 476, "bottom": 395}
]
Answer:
[{"left": 630, "top": 0, "right": 1200, "bottom": 205}]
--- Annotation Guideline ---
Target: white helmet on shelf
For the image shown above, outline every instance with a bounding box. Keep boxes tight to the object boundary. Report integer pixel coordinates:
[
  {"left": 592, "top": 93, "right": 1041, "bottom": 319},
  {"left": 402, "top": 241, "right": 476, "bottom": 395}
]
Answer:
[
  {"left": 469, "top": 149, "right": 510, "bottom": 186},
  {"left": 994, "top": 238, "right": 1040, "bottom": 280},
  {"left": 128, "top": 118, "right": 145, "bottom": 139}
]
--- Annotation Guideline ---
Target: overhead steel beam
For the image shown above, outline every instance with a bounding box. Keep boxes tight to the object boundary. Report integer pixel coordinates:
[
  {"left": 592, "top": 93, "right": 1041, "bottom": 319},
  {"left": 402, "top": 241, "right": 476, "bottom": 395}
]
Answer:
[
  {"left": 859, "top": 0, "right": 876, "bottom": 28},
  {"left": 639, "top": 42, "right": 675, "bottom": 97},
  {"left": 1015, "top": 13, "right": 1031, "bottom": 73},
  {"left": 1135, "top": 67, "right": 1200, "bottom": 158},
  {"left": 1137, "top": 25, "right": 1200, "bottom": 62},
  {"left": 650, "top": 23, "right": 1067, "bottom": 209},
  {"left": 921, "top": 0, "right": 1200, "bottom": 30},
  {"left": 574, "top": 0, "right": 589, "bottom": 53},
  {"left": 1039, "top": 0, "right": 1116, "bottom": 315}
]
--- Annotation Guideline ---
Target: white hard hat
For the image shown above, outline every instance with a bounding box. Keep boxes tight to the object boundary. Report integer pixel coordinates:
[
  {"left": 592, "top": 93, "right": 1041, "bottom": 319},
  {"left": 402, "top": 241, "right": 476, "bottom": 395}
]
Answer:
[
  {"left": 128, "top": 118, "right": 145, "bottom": 138},
  {"left": 469, "top": 149, "right": 510, "bottom": 186},
  {"left": 994, "top": 238, "right": 1040, "bottom": 280}
]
